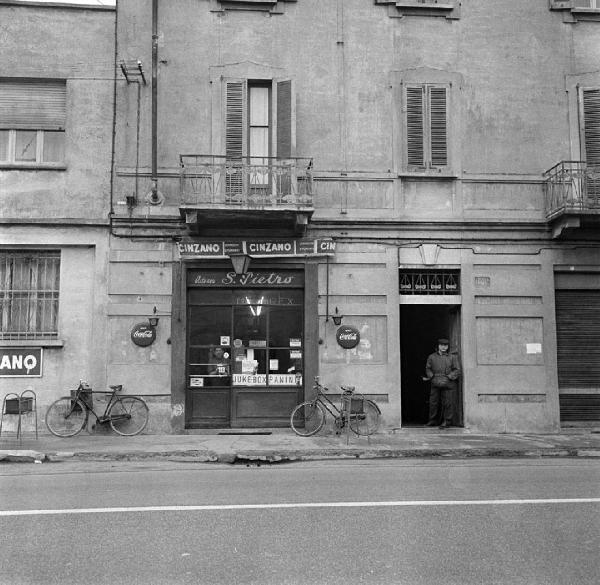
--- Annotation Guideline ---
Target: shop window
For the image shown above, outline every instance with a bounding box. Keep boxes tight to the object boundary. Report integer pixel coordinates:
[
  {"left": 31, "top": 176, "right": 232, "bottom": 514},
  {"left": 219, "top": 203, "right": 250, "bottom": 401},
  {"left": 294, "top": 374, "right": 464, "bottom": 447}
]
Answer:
[
  {"left": 0, "top": 80, "right": 66, "bottom": 167},
  {"left": 187, "top": 289, "right": 304, "bottom": 388},
  {"left": 0, "top": 251, "right": 60, "bottom": 340},
  {"left": 320, "top": 316, "right": 387, "bottom": 365}
]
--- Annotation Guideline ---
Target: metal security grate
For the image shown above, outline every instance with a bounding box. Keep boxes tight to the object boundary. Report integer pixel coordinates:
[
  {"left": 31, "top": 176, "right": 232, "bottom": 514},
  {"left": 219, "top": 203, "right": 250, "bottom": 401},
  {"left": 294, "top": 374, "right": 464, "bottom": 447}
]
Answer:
[
  {"left": 0, "top": 251, "right": 60, "bottom": 340},
  {"left": 559, "top": 394, "right": 600, "bottom": 422},
  {"left": 399, "top": 270, "right": 460, "bottom": 295}
]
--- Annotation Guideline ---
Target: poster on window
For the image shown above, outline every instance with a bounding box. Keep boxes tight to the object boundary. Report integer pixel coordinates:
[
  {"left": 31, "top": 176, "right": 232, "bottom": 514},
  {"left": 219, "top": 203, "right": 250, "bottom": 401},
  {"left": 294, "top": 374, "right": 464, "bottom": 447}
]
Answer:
[
  {"left": 268, "top": 374, "right": 302, "bottom": 386},
  {"left": 233, "top": 374, "right": 267, "bottom": 386}
]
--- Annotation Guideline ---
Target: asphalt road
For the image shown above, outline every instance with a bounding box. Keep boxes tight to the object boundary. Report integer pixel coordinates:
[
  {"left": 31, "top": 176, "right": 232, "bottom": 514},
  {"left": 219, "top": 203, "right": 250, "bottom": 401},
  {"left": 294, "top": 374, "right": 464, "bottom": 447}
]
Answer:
[{"left": 1, "top": 459, "right": 599, "bottom": 585}]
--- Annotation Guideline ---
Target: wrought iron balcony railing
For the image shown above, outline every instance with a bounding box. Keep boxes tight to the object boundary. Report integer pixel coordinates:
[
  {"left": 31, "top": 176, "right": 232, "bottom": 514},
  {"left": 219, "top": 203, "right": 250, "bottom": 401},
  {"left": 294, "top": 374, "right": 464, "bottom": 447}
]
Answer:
[
  {"left": 544, "top": 161, "right": 600, "bottom": 219},
  {"left": 179, "top": 155, "right": 314, "bottom": 208}
]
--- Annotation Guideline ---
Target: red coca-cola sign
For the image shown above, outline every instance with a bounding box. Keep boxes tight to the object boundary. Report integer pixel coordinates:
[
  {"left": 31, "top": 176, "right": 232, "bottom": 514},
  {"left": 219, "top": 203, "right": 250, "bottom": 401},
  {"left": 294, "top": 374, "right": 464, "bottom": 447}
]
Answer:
[
  {"left": 336, "top": 325, "right": 360, "bottom": 349},
  {"left": 131, "top": 323, "right": 156, "bottom": 347}
]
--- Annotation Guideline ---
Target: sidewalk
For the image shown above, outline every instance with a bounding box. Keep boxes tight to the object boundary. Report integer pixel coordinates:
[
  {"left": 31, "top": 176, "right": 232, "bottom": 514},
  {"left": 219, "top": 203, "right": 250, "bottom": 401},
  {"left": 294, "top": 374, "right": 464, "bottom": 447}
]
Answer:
[{"left": 1, "top": 426, "right": 600, "bottom": 464}]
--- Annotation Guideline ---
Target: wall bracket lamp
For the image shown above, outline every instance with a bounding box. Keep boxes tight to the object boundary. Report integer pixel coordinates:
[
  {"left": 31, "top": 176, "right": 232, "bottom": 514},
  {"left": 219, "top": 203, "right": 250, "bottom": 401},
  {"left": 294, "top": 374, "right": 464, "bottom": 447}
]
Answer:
[
  {"left": 331, "top": 307, "right": 344, "bottom": 326},
  {"left": 230, "top": 253, "right": 252, "bottom": 276}
]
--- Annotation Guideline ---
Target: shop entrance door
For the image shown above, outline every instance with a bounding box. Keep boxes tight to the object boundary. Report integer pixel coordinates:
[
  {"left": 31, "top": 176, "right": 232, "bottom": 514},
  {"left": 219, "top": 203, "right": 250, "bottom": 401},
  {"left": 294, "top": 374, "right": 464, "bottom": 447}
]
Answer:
[
  {"left": 400, "top": 304, "right": 462, "bottom": 426},
  {"left": 185, "top": 283, "right": 304, "bottom": 428}
]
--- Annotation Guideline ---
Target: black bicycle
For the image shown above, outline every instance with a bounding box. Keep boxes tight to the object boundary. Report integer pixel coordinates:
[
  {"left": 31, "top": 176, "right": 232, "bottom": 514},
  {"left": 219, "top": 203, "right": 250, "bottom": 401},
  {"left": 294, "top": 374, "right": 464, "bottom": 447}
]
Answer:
[
  {"left": 45, "top": 380, "right": 149, "bottom": 437},
  {"left": 290, "top": 377, "right": 380, "bottom": 437}
]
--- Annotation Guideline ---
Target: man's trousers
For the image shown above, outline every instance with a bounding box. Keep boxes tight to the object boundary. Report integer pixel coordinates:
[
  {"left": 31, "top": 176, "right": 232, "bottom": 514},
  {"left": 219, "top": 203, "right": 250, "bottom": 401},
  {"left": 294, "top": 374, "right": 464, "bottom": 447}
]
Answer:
[{"left": 428, "top": 384, "right": 455, "bottom": 425}]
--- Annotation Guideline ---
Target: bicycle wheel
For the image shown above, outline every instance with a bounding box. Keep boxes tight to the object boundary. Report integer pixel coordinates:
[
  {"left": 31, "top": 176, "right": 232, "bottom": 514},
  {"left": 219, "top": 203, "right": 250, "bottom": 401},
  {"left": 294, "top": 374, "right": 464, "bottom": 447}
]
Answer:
[
  {"left": 290, "top": 401, "right": 326, "bottom": 437},
  {"left": 349, "top": 399, "right": 380, "bottom": 436},
  {"left": 45, "top": 397, "right": 87, "bottom": 437},
  {"left": 108, "top": 396, "right": 149, "bottom": 436}
]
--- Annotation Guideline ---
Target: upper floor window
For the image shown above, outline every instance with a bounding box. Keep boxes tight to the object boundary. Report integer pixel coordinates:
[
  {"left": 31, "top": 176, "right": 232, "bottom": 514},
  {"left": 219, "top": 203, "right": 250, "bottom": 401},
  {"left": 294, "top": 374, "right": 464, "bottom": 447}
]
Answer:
[
  {"left": 405, "top": 84, "right": 448, "bottom": 170},
  {"left": 581, "top": 88, "right": 600, "bottom": 166},
  {"left": 224, "top": 78, "right": 295, "bottom": 162},
  {"left": 0, "top": 251, "right": 61, "bottom": 341},
  {"left": 573, "top": 0, "right": 600, "bottom": 8},
  {"left": 375, "top": 0, "right": 460, "bottom": 19},
  {"left": 0, "top": 80, "right": 66, "bottom": 167}
]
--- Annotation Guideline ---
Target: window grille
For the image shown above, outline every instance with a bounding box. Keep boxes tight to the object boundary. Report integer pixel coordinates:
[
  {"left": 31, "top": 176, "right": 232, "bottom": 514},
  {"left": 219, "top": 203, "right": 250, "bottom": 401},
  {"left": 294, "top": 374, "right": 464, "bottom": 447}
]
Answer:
[
  {"left": 0, "top": 251, "right": 60, "bottom": 340},
  {"left": 399, "top": 270, "right": 460, "bottom": 295}
]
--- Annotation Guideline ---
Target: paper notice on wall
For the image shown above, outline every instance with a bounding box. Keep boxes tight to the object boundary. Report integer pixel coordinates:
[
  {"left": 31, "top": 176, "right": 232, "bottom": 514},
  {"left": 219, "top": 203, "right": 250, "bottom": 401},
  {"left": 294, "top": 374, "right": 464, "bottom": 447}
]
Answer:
[
  {"left": 290, "top": 350, "right": 302, "bottom": 360},
  {"left": 289, "top": 338, "right": 302, "bottom": 347},
  {"left": 190, "top": 377, "right": 204, "bottom": 387},
  {"left": 269, "top": 359, "right": 279, "bottom": 371},
  {"left": 526, "top": 343, "right": 542, "bottom": 354}
]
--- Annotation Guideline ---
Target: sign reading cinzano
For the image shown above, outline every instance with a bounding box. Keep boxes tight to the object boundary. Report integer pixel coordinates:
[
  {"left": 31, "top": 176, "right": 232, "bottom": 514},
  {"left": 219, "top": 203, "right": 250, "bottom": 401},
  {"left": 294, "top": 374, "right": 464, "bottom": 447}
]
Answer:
[{"left": 0, "top": 348, "right": 43, "bottom": 377}]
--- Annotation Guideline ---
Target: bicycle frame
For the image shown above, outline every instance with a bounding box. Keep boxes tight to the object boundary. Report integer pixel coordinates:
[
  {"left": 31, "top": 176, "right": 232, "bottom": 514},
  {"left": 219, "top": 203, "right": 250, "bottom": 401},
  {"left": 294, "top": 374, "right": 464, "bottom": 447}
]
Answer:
[
  {"left": 311, "top": 380, "right": 353, "bottom": 424},
  {"left": 71, "top": 382, "right": 124, "bottom": 424}
]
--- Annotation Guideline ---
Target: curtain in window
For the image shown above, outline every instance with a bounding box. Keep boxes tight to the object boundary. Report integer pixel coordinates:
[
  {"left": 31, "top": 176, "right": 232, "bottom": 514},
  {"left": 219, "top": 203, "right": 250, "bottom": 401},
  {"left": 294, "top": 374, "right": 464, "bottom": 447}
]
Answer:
[{"left": 0, "top": 252, "right": 60, "bottom": 339}]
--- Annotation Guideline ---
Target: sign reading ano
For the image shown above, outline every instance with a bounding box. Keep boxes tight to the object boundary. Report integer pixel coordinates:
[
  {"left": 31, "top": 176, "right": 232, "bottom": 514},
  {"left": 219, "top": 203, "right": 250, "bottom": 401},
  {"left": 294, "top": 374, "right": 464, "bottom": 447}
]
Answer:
[{"left": 0, "top": 348, "right": 43, "bottom": 377}]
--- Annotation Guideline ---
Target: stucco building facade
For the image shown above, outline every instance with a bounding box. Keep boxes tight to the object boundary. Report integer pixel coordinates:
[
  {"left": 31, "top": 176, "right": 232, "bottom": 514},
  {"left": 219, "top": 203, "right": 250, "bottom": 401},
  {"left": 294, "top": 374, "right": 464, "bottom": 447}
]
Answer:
[{"left": 2, "top": 0, "right": 599, "bottom": 434}]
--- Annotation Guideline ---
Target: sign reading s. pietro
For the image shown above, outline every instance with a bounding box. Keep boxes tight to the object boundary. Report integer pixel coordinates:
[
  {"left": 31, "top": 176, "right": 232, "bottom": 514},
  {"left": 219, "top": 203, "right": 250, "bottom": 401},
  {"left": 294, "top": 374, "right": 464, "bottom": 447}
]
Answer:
[{"left": 0, "top": 348, "right": 43, "bottom": 377}]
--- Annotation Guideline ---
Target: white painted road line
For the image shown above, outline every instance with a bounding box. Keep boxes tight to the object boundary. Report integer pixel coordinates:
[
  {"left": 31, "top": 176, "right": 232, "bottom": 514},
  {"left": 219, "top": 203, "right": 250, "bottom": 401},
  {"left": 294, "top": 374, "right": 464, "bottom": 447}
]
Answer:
[{"left": 1, "top": 498, "right": 600, "bottom": 517}]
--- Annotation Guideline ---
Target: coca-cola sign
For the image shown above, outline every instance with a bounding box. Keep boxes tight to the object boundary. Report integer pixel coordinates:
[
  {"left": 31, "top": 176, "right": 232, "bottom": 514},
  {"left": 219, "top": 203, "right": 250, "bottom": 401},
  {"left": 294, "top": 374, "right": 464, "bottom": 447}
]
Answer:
[
  {"left": 131, "top": 323, "right": 156, "bottom": 347},
  {"left": 336, "top": 325, "right": 360, "bottom": 349}
]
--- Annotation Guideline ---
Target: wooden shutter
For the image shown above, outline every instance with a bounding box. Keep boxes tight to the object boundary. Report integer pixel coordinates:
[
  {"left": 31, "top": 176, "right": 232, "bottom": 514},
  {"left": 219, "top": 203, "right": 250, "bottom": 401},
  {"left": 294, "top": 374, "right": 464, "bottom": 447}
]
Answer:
[
  {"left": 225, "top": 80, "right": 247, "bottom": 160},
  {"left": 429, "top": 86, "right": 448, "bottom": 167},
  {"left": 406, "top": 86, "right": 424, "bottom": 166},
  {"left": 224, "top": 80, "right": 247, "bottom": 199},
  {"left": 582, "top": 88, "right": 600, "bottom": 166},
  {"left": 276, "top": 79, "right": 295, "bottom": 158},
  {"left": 0, "top": 80, "right": 66, "bottom": 130}
]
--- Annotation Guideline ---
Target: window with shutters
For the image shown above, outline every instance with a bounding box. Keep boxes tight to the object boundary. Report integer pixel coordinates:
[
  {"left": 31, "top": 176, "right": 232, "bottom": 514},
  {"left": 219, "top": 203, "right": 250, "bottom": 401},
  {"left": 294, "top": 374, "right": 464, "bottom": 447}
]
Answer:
[
  {"left": 0, "top": 251, "right": 60, "bottom": 341},
  {"left": 405, "top": 84, "right": 448, "bottom": 171},
  {"left": 0, "top": 80, "right": 66, "bottom": 167},
  {"left": 224, "top": 78, "right": 294, "bottom": 161},
  {"left": 581, "top": 88, "right": 600, "bottom": 166},
  {"left": 580, "top": 87, "right": 600, "bottom": 200}
]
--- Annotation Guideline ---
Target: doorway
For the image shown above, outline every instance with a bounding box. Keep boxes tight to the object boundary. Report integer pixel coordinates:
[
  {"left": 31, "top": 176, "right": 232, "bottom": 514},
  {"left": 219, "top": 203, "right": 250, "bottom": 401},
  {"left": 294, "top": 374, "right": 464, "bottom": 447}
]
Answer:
[
  {"left": 185, "top": 276, "right": 305, "bottom": 429},
  {"left": 400, "top": 304, "right": 462, "bottom": 426}
]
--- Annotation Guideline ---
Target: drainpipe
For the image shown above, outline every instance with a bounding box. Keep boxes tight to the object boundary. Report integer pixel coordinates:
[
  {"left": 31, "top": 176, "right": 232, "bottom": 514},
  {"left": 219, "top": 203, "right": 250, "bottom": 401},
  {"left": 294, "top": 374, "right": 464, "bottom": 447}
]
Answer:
[{"left": 148, "top": 0, "right": 161, "bottom": 204}]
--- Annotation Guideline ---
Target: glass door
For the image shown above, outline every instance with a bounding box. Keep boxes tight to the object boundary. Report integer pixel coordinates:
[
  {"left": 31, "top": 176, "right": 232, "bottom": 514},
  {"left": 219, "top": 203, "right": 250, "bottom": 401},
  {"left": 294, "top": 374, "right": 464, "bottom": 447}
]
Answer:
[{"left": 186, "top": 288, "right": 304, "bottom": 428}]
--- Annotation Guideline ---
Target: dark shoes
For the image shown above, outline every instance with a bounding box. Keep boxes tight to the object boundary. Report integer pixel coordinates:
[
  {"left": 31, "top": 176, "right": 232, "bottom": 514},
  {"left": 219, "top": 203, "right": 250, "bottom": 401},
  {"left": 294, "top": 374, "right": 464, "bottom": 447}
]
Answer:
[
  {"left": 439, "top": 421, "right": 452, "bottom": 428},
  {"left": 425, "top": 421, "right": 438, "bottom": 427}
]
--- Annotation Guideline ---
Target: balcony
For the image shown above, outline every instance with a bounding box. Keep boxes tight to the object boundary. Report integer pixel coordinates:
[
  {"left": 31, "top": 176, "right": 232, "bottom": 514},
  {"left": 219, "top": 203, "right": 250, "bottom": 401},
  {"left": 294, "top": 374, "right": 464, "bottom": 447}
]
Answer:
[
  {"left": 179, "top": 155, "right": 314, "bottom": 235},
  {"left": 544, "top": 161, "right": 600, "bottom": 238}
]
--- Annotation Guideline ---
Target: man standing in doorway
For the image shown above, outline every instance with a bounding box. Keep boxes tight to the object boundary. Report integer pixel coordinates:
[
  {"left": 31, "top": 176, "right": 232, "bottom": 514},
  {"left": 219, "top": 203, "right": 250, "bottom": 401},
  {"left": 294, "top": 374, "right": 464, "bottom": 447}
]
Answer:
[{"left": 424, "top": 338, "right": 460, "bottom": 428}]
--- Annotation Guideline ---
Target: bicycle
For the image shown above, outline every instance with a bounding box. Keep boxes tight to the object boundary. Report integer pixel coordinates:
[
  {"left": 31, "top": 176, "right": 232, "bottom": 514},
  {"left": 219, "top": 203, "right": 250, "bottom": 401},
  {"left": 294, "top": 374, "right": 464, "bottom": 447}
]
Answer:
[
  {"left": 45, "top": 380, "right": 149, "bottom": 437},
  {"left": 290, "top": 377, "right": 380, "bottom": 437}
]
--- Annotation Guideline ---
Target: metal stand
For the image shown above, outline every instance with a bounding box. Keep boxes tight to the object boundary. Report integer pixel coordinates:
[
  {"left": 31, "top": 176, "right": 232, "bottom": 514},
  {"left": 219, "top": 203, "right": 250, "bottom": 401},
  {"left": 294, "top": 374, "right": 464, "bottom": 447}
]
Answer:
[{"left": 0, "top": 389, "right": 38, "bottom": 444}]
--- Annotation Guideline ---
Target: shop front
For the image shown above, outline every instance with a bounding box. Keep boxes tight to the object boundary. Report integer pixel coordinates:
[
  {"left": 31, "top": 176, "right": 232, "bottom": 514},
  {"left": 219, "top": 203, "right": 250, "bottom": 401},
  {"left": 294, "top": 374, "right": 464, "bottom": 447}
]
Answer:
[{"left": 174, "top": 238, "right": 333, "bottom": 429}]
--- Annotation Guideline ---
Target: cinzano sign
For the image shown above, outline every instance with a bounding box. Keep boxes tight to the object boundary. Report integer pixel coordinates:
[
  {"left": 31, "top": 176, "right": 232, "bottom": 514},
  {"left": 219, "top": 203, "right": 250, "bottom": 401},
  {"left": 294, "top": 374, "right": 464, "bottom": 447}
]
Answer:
[{"left": 0, "top": 348, "right": 43, "bottom": 377}]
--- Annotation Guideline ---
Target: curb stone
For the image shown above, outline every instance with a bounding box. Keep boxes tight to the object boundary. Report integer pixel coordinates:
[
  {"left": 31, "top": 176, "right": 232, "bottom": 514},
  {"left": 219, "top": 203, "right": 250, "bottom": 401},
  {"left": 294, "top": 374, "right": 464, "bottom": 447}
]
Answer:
[{"left": 0, "top": 450, "right": 46, "bottom": 463}]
